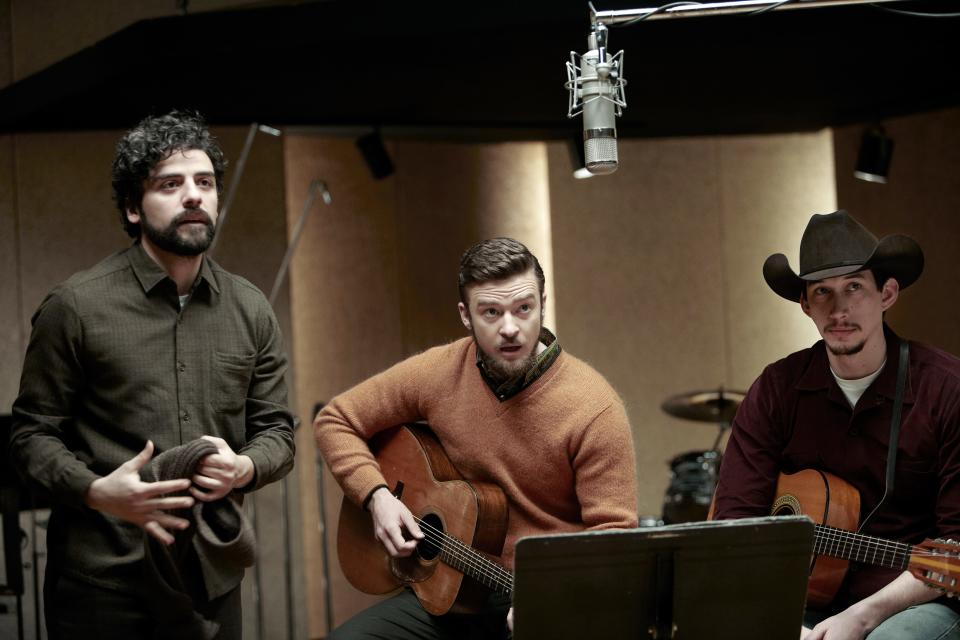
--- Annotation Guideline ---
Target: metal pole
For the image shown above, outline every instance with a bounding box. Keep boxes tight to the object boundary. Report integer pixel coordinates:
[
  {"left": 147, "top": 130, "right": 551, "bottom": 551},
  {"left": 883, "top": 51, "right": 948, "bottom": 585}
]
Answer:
[
  {"left": 209, "top": 123, "right": 282, "bottom": 257},
  {"left": 208, "top": 123, "right": 258, "bottom": 256},
  {"left": 592, "top": 0, "right": 912, "bottom": 25},
  {"left": 268, "top": 180, "right": 332, "bottom": 307},
  {"left": 267, "top": 181, "right": 331, "bottom": 638},
  {"left": 316, "top": 450, "right": 334, "bottom": 635}
]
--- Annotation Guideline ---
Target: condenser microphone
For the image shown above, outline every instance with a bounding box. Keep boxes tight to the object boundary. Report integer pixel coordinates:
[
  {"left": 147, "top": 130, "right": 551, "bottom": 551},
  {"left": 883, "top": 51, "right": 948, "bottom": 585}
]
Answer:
[{"left": 566, "top": 23, "right": 626, "bottom": 175}]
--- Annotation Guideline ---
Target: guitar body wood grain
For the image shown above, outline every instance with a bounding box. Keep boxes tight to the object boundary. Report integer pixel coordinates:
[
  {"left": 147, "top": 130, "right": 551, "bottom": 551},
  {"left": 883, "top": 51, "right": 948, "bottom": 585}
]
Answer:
[
  {"left": 774, "top": 469, "right": 861, "bottom": 608},
  {"left": 337, "top": 424, "right": 509, "bottom": 615}
]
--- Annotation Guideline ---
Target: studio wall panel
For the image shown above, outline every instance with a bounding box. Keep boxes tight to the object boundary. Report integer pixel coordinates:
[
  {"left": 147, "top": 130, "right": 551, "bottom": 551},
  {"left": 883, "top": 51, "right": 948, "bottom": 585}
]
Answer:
[
  {"left": 284, "top": 135, "right": 405, "bottom": 637},
  {"left": 548, "top": 132, "right": 832, "bottom": 518},
  {"left": 392, "top": 141, "right": 555, "bottom": 353},
  {"left": 15, "top": 131, "right": 125, "bottom": 328},
  {"left": 717, "top": 131, "right": 836, "bottom": 388},
  {"left": 834, "top": 107, "right": 960, "bottom": 357}
]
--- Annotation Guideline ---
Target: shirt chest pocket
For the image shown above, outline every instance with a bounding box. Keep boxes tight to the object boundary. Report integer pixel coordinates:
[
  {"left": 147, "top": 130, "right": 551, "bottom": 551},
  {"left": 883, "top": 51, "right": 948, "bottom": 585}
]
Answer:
[
  {"left": 213, "top": 351, "right": 256, "bottom": 414},
  {"left": 892, "top": 458, "right": 937, "bottom": 506}
]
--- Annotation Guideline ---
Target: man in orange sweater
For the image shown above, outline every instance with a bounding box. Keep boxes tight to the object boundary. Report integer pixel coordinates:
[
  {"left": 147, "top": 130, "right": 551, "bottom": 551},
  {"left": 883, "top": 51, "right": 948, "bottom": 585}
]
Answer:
[{"left": 315, "top": 237, "right": 638, "bottom": 638}]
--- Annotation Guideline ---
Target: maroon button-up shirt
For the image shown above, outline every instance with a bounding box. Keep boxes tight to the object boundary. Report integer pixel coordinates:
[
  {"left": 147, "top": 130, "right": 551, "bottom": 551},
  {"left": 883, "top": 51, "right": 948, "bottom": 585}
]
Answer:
[{"left": 714, "top": 325, "right": 960, "bottom": 610}]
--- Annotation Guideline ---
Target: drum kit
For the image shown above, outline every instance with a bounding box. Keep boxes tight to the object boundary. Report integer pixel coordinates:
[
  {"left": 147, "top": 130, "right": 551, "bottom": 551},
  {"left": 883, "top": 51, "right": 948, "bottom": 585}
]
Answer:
[{"left": 658, "top": 388, "right": 745, "bottom": 525}]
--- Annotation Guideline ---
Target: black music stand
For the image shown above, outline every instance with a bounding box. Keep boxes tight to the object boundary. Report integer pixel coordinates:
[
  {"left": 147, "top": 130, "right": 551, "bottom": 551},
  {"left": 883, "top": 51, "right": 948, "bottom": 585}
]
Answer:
[{"left": 513, "top": 516, "right": 813, "bottom": 640}]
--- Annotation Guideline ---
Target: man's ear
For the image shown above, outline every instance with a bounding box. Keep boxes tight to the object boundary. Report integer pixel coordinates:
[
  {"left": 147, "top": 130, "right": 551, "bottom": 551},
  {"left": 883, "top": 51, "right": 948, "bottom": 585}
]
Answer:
[
  {"left": 880, "top": 278, "right": 900, "bottom": 312},
  {"left": 458, "top": 302, "right": 472, "bottom": 331},
  {"left": 126, "top": 206, "right": 141, "bottom": 226}
]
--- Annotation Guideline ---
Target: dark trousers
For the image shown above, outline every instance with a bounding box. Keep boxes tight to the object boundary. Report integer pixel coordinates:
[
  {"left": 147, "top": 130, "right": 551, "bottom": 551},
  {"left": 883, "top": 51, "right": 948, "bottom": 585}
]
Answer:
[
  {"left": 329, "top": 588, "right": 511, "bottom": 640},
  {"left": 44, "top": 569, "right": 242, "bottom": 640}
]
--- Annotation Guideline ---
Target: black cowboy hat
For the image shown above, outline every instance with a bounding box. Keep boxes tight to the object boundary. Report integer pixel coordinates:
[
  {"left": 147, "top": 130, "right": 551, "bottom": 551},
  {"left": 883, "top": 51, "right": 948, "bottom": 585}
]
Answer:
[{"left": 763, "top": 209, "right": 924, "bottom": 302}]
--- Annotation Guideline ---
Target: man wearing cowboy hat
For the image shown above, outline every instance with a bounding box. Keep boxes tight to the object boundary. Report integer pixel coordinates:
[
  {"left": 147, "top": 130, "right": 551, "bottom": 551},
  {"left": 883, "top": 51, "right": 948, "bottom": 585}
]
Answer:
[{"left": 714, "top": 210, "right": 960, "bottom": 640}]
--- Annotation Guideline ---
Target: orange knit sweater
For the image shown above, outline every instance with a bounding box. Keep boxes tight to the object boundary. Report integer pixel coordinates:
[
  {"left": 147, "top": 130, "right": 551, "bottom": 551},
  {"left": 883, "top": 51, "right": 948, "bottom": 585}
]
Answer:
[{"left": 315, "top": 336, "right": 638, "bottom": 570}]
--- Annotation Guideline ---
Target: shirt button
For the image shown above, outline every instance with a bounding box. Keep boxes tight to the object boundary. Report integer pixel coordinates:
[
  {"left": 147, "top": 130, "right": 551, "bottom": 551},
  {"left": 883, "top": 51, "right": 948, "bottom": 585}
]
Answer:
[
  {"left": 849, "top": 428, "right": 860, "bottom": 436},
  {"left": 183, "top": 411, "right": 191, "bottom": 422},
  {"left": 178, "top": 362, "right": 186, "bottom": 372}
]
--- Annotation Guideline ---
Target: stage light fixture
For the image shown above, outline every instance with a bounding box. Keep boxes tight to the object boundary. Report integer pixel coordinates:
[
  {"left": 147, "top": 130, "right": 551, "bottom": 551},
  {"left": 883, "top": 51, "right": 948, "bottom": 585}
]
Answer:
[
  {"left": 356, "top": 130, "right": 395, "bottom": 180},
  {"left": 854, "top": 125, "right": 894, "bottom": 184}
]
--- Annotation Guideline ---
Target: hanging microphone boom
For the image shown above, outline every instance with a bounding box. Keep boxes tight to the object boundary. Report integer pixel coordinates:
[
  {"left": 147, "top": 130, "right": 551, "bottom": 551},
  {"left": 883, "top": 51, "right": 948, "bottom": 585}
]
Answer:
[{"left": 565, "top": 22, "right": 626, "bottom": 175}]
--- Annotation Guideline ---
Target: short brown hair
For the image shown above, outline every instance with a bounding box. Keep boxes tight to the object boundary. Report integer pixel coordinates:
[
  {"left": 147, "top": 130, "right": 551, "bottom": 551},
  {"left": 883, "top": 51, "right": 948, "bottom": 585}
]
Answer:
[{"left": 458, "top": 238, "right": 545, "bottom": 304}]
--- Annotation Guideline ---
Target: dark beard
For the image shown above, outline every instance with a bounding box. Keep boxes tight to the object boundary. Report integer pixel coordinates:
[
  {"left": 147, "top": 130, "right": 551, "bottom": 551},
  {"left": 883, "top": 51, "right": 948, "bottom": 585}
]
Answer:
[
  {"left": 141, "top": 209, "right": 215, "bottom": 256},
  {"left": 477, "top": 342, "right": 538, "bottom": 385},
  {"left": 827, "top": 340, "right": 866, "bottom": 356}
]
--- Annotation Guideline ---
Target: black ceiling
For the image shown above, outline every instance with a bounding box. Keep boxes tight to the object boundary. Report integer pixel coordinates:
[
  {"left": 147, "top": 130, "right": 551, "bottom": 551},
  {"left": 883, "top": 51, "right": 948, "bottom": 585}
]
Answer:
[{"left": 0, "top": 0, "right": 958, "bottom": 140}]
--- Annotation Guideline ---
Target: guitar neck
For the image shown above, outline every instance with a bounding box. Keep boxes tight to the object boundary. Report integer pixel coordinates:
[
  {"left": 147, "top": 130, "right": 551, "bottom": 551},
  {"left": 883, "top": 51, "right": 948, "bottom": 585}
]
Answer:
[{"left": 813, "top": 523, "right": 912, "bottom": 570}]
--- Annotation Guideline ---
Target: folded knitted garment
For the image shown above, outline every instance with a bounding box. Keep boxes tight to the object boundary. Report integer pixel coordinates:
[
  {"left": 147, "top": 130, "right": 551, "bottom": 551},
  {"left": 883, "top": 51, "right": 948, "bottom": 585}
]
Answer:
[{"left": 140, "top": 438, "right": 256, "bottom": 640}]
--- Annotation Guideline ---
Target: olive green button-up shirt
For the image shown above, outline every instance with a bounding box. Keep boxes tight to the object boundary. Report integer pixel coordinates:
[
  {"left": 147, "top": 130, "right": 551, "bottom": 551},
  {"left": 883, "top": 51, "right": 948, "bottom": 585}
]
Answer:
[{"left": 10, "top": 242, "right": 295, "bottom": 591}]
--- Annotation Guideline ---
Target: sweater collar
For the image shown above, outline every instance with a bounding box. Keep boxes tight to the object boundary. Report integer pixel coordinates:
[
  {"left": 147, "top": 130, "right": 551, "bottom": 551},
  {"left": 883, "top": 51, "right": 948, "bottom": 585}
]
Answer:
[{"left": 476, "top": 327, "right": 562, "bottom": 402}]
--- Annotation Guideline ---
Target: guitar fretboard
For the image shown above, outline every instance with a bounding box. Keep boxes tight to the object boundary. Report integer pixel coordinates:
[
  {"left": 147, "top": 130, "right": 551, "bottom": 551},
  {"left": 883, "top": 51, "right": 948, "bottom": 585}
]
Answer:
[{"left": 814, "top": 523, "right": 911, "bottom": 570}]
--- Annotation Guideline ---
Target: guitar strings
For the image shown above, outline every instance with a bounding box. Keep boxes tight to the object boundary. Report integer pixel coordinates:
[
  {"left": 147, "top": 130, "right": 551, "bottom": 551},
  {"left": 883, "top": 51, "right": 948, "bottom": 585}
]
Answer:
[
  {"left": 412, "top": 518, "right": 513, "bottom": 591},
  {"left": 412, "top": 516, "right": 514, "bottom": 589},
  {"left": 405, "top": 516, "right": 957, "bottom": 593},
  {"left": 814, "top": 523, "right": 926, "bottom": 569},
  {"left": 409, "top": 516, "right": 514, "bottom": 591}
]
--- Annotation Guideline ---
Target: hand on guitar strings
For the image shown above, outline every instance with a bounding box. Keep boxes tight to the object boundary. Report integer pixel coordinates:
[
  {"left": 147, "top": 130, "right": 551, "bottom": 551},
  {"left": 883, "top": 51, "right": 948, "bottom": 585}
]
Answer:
[{"left": 368, "top": 487, "right": 425, "bottom": 557}]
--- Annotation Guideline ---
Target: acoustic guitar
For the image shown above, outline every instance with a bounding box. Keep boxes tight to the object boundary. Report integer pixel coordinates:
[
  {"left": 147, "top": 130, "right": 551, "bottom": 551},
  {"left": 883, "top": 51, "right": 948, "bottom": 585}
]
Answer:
[
  {"left": 337, "top": 424, "right": 513, "bottom": 615},
  {"left": 774, "top": 469, "right": 960, "bottom": 607}
]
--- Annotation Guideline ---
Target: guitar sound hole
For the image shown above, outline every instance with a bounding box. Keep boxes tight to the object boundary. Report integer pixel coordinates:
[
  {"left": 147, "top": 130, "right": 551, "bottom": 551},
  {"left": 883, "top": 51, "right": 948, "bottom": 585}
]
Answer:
[{"left": 417, "top": 513, "right": 443, "bottom": 561}]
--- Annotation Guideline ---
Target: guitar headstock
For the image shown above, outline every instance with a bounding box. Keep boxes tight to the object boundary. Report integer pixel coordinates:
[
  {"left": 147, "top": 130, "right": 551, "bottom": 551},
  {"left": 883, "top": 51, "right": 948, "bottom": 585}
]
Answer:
[{"left": 910, "top": 538, "right": 960, "bottom": 597}]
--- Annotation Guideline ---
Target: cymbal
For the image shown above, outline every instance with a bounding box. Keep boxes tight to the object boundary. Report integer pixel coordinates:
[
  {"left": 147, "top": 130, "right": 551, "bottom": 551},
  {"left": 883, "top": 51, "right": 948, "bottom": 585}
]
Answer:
[{"left": 661, "top": 389, "right": 746, "bottom": 424}]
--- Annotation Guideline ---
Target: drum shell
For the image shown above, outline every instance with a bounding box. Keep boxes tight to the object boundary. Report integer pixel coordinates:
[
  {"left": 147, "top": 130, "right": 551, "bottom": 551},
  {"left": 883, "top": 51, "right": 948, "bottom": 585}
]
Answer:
[{"left": 662, "top": 450, "right": 720, "bottom": 524}]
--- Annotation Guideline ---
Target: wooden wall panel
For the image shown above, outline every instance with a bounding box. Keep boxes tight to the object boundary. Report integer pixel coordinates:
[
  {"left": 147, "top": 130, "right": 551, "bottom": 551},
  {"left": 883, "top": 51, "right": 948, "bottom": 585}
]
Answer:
[{"left": 834, "top": 108, "right": 960, "bottom": 357}]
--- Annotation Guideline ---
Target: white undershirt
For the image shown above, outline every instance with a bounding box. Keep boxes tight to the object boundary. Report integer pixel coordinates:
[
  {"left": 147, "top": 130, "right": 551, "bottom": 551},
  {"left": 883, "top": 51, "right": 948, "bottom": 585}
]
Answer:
[
  {"left": 179, "top": 294, "right": 190, "bottom": 309},
  {"left": 831, "top": 358, "right": 886, "bottom": 408}
]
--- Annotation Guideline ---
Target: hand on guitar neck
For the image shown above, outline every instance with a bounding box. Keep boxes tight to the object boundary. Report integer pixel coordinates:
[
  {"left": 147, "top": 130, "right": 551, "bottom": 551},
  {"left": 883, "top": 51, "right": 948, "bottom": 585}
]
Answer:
[{"left": 368, "top": 486, "right": 425, "bottom": 557}]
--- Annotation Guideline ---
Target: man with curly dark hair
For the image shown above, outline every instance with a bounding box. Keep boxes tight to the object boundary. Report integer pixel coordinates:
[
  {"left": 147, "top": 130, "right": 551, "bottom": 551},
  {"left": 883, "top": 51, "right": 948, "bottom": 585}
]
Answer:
[
  {"left": 10, "top": 111, "right": 295, "bottom": 639},
  {"left": 111, "top": 110, "right": 226, "bottom": 240}
]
